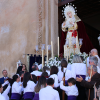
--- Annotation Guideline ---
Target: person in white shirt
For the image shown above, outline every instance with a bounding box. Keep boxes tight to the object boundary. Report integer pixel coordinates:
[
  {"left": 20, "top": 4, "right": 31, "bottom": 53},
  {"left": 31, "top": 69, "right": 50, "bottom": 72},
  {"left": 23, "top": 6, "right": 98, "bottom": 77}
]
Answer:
[
  {"left": 33, "top": 76, "right": 47, "bottom": 100},
  {"left": 0, "top": 82, "right": 5, "bottom": 100},
  {"left": 10, "top": 74, "right": 22, "bottom": 100},
  {"left": 31, "top": 65, "right": 42, "bottom": 76},
  {"left": 60, "top": 78, "right": 78, "bottom": 100},
  {"left": 58, "top": 59, "right": 72, "bottom": 85},
  {"left": 23, "top": 72, "right": 36, "bottom": 100},
  {"left": 71, "top": 54, "right": 86, "bottom": 79},
  {"left": 71, "top": 54, "right": 86, "bottom": 100},
  {"left": 49, "top": 66, "right": 60, "bottom": 88},
  {"left": 42, "top": 66, "right": 50, "bottom": 76},
  {"left": 2, "top": 81, "right": 11, "bottom": 100},
  {"left": 89, "top": 56, "right": 100, "bottom": 73},
  {"left": 39, "top": 78, "right": 60, "bottom": 100}
]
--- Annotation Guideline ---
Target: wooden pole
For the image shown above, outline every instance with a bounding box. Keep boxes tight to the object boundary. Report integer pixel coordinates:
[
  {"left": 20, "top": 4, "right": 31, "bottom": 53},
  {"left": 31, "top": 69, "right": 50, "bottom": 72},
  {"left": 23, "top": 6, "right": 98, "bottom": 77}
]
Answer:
[
  {"left": 47, "top": 46, "right": 48, "bottom": 66},
  {"left": 42, "top": 50, "right": 44, "bottom": 68}
]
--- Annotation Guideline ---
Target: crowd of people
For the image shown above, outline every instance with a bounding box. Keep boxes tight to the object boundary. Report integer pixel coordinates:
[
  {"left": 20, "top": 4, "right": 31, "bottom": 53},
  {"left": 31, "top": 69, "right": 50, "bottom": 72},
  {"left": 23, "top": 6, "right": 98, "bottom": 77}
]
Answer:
[{"left": 0, "top": 48, "right": 100, "bottom": 100}]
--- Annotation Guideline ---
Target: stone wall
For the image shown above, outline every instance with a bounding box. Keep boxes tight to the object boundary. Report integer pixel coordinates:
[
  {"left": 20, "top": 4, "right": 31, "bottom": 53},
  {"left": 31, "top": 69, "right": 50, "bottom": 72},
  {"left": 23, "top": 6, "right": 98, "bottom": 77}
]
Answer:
[{"left": 0, "top": 0, "right": 58, "bottom": 77}]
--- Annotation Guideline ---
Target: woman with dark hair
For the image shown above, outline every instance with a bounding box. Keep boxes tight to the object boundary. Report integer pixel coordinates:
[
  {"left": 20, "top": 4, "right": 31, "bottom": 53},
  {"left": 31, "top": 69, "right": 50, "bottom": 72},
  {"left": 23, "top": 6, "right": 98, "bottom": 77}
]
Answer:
[
  {"left": 16, "top": 66, "right": 23, "bottom": 74},
  {"left": 58, "top": 59, "right": 72, "bottom": 85},
  {"left": 23, "top": 72, "right": 36, "bottom": 100},
  {"left": 42, "top": 66, "right": 50, "bottom": 76},
  {"left": 33, "top": 76, "right": 46, "bottom": 100},
  {"left": 22, "top": 64, "right": 27, "bottom": 73},
  {"left": 10, "top": 74, "right": 22, "bottom": 100},
  {"left": 49, "top": 66, "right": 59, "bottom": 88},
  {"left": 41, "top": 72, "right": 48, "bottom": 77},
  {"left": 31, "top": 75, "right": 37, "bottom": 84}
]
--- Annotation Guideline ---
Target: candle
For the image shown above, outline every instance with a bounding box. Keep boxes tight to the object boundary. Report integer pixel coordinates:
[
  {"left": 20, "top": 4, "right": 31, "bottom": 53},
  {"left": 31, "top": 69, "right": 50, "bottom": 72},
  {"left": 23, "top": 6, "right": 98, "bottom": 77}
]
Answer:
[
  {"left": 35, "top": 45, "right": 39, "bottom": 51},
  {"left": 58, "top": 37, "right": 59, "bottom": 58},
  {"left": 48, "top": 45, "right": 51, "bottom": 51},
  {"left": 51, "top": 41, "right": 54, "bottom": 59},
  {"left": 41, "top": 44, "right": 45, "bottom": 50},
  {"left": 47, "top": 46, "right": 48, "bottom": 66},
  {"left": 42, "top": 50, "right": 44, "bottom": 68},
  {"left": 69, "top": 48, "right": 70, "bottom": 59}
]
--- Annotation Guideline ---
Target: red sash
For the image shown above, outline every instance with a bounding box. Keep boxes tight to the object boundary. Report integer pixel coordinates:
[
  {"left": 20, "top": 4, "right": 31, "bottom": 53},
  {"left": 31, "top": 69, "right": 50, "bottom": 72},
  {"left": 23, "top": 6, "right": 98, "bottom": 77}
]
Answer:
[{"left": 69, "top": 30, "right": 77, "bottom": 38}]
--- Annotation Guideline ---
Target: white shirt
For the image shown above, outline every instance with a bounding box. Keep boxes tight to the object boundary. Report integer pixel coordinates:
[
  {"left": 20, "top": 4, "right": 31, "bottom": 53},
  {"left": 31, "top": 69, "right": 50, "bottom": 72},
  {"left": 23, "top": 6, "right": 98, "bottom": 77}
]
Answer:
[
  {"left": 58, "top": 68, "right": 72, "bottom": 82},
  {"left": 67, "top": 63, "right": 72, "bottom": 70},
  {"left": 49, "top": 74, "right": 60, "bottom": 88},
  {"left": 60, "top": 81, "right": 78, "bottom": 96},
  {"left": 0, "top": 93, "right": 5, "bottom": 100},
  {"left": 46, "top": 70, "right": 50, "bottom": 76},
  {"left": 39, "top": 86, "right": 60, "bottom": 100},
  {"left": 24, "top": 80, "right": 36, "bottom": 93},
  {"left": 71, "top": 63, "right": 86, "bottom": 79},
  {"left": 58, "top": 64, "right": 71, "bottom": 71},
  {"left": 86, "top": 57, "right": 90, "bottom": 67},
  {"left": 12, "top": 82, "right": 22, "bottom": 94},
  {"left": 58, "top": 66, "right": 61, "bottom": 71},
  {"left": 58, "top": 70, "right": 63, "bottom": 82},
  {"left": 38, "top": 64, "right": 42, "bottom": 70},
  {"left": 31, "top": 70, "right": 42, "bottom": 76},
  {"left": 2, "top": 85, "right": 11, "bottom": 100}
]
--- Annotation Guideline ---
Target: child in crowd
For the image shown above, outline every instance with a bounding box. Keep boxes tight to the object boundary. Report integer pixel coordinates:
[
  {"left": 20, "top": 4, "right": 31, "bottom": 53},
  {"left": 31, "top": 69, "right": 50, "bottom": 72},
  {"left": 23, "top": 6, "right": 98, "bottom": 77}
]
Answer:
[
  {"left": 60, "top": 78, "right": 78, "bottom": 100},
  {"left": 10, "top": 74, "right": 22, "bottom": 100},
  {"left": 39, "top": 78, "right": 60, "bottom": 100},
  {"left": 31, "top": 74, "right": 37, "bottom": 84},
  {"left": 42, "top": 66, "right": 50, "bottom": 76},
  {"left": 49, "top": 66, "right": 59, "bottom": 88},
  {"left": 58, "top": 59, "right": 72, "bottom": 85},
  {"left": 2, "top": 81, "right": 11, "bottom": 100},
  {"left": 23, "top": 72, "right": 36, "bottom": 100},
  {"left": 0, "top": 82, "right": 5, "bottom": 100},
  {"left": 33, "top": 76, "right": 46, "bottom": 100},
  {"left": 41, "top": 72, "right": 48, "bottom": 77}
]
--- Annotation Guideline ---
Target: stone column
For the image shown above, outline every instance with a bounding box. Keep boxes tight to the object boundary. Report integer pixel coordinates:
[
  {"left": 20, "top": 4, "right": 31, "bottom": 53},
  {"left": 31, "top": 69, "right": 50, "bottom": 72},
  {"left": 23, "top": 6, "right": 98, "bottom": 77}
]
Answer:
[{"left": 50, "top": 0, "right": 58, "bottom": 56}]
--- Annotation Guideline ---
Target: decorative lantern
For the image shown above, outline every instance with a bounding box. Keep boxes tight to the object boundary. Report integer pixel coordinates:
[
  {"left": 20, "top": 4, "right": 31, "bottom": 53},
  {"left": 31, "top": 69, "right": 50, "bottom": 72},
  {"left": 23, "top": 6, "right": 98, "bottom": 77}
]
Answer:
[{"left": 17, "top": 60, "right": 22, "bottom": 68}]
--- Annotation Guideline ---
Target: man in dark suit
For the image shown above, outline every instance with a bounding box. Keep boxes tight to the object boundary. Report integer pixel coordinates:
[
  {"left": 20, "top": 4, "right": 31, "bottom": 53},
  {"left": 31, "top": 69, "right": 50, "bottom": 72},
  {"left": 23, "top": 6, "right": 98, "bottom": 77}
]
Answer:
[
  {"left": 0, "top": 70, "right": 10, "bottom": 84},
  {"left": 76, "top": 65, "right": 100, "bottom": 100}
]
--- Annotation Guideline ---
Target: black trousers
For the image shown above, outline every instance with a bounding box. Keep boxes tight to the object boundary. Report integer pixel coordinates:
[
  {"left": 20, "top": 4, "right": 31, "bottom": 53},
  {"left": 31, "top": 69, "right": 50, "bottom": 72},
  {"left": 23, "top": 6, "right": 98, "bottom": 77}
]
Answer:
[{"left": 76, "top": 81, "right": 86, "bottom": 100}]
